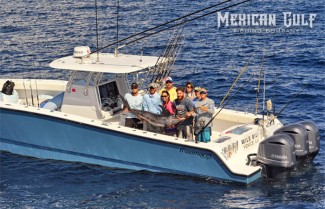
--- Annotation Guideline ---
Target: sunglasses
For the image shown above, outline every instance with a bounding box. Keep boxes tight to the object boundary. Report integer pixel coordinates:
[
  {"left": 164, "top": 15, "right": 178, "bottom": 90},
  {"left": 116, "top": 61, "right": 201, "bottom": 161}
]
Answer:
[
  {"left": 149, "top": 86, "right": 156, "bottom": 89},
  {"left": 186, "top": 86, "right": 193, "bottom": 88},
  {"left": 166, "top": 81, "right": 172, "bottom": 84},
  {"left": 161, "top": 95, "right": 168, "bottom": 98},
  {"left": 200, "top": 91, "right": 207, "bottom": 94},
  {"left": 131, "top": 86, "right": 138, "bottom": 89}
]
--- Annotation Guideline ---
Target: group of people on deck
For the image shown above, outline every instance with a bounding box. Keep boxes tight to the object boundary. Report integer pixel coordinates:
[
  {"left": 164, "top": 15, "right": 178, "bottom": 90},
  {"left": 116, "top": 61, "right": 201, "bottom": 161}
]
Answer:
[{"left": 124, "top": 77, "right": 215, "bottom": 143}]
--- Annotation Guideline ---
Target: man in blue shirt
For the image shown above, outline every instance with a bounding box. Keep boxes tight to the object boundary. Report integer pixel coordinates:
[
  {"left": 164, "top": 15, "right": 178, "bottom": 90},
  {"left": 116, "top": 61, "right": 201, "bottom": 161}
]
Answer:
[{"left": 142, "top": 83, "right": 162, "bottom": 133}]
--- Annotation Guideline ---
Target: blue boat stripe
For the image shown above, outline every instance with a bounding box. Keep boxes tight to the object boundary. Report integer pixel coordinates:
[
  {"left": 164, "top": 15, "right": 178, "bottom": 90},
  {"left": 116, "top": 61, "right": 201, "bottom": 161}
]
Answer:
[{"left": 0, "top": 137, "right": 207, "bottom": 177}]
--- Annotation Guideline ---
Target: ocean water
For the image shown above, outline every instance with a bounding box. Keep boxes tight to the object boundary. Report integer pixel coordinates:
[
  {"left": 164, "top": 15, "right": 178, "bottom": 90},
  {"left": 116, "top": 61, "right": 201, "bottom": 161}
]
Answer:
[{"left": 0, "top": 0, "right": 324, "bottom": 208}]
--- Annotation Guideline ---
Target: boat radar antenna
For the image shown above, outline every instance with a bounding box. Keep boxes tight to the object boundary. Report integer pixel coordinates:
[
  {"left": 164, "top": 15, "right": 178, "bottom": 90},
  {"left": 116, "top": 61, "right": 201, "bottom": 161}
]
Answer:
[{"left": 95, "top": 0, "right": 100, "bottom": 62}]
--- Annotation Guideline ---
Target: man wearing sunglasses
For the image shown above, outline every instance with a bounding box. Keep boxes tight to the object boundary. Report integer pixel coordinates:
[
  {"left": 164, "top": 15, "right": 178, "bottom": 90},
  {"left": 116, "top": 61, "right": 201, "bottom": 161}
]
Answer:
[
  {"left": 193, "top": 88, "right": 215, "bottom": 143},
  {"left": 159, "top": 77, "right": 177, "bottom": 102},
  {"left": 124, "top": 83, "right": 143, "bottom": 129}
]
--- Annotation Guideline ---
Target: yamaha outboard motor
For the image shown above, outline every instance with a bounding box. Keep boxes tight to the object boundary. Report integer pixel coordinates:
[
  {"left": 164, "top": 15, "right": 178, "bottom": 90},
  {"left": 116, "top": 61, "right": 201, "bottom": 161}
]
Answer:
[
  {"left": 274, "top": 124, "right": 309, "bottom": 167},
  {"left": 299, "top": 121, "right": 320, "bottom": 163},
  {"left": 257, "top": 134, "right": 296, "bottom": 179},
  {"left": 1, "top": 80, "right": 15, "bottom": 95}
]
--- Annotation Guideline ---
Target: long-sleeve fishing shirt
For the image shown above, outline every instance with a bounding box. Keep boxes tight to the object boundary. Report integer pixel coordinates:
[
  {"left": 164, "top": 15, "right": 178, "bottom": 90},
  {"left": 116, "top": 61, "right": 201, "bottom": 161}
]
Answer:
[
  {"left": 194, "top": 98, "right": 215, "bottom": 127},
  {"left": 142, "top": 92, "right": 162, "bottom": 114}
]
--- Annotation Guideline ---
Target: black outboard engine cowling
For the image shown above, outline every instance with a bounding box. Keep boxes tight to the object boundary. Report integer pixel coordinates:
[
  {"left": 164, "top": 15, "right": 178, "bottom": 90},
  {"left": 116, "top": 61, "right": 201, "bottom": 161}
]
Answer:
[
  {"left": 1, "top": 80, "right": 15, "bottom": 95},
  {"left": 299, "top": 121, "right": 320, "bottom": 162},
  {"left": 257, "top": 134, "right": 296, "bottom": 179},
  {"left": 274, "top": 124, "right": 309, "bottom": 167}
]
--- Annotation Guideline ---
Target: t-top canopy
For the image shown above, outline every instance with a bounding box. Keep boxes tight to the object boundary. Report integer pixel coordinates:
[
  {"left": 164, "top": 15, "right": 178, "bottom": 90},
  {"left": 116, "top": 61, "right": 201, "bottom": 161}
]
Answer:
[{"left": 49, "top": 53, "right": 160, "bottom": 74}]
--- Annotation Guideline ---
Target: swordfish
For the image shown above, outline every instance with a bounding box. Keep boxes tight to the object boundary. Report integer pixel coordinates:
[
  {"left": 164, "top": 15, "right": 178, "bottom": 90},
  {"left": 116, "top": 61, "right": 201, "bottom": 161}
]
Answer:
[{"left": 121, "top": 96, "right": 181, "bottom": 127}]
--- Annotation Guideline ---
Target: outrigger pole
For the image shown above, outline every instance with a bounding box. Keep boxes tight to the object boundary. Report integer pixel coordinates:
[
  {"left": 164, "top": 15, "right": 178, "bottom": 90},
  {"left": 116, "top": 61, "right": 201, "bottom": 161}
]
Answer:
[{"left": 87, "top": 0, "right": 255, "bottom": 55}]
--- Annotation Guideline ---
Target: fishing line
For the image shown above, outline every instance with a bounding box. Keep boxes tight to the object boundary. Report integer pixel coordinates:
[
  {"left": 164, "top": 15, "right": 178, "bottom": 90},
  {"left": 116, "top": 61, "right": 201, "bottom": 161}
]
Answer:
[
  {"left": 274, "top": 84, "right": 309, "bottom": 119},
  {"left": 89, "top": 0, "right": 254, "bottom": 55},
  {"left": 218, "top": 54, "right": 255, "bottom": 108},
  {"left": 196, "top": 72, "right": 256, "bottom": 136}
]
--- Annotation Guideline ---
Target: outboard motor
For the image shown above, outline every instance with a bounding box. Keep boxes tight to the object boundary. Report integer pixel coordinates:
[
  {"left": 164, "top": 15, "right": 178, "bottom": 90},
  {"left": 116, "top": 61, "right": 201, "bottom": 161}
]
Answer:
[
  {"left": 1, "top": 80, "right": 15, "bottom": 95},
  {"left": 274, "top": 124, "right": 309, "bottom": 167},
  {"left": 299, "top": 121, "right": 320, "bottom": 163},
  {"left": 257, "top": 134, "right": 296, "bottom": 179}
]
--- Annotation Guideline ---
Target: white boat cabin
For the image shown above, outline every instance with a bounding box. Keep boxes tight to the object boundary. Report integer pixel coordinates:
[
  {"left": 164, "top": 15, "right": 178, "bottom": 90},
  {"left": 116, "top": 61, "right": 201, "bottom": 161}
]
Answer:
[{"left": 48, "top": 46, "right": 161, "bottom": 120}]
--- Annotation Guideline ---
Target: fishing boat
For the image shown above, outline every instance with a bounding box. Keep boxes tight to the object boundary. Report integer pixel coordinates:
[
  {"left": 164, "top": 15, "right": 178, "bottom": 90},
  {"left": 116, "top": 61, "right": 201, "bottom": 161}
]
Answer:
[{"left": 0, "top": 1, "right": 320, "bottom": 184}]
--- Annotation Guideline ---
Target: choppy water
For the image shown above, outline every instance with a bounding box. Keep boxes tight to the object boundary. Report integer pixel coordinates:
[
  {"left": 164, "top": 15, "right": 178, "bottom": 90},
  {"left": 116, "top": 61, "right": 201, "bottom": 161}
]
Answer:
[{"left": 1, "top": 0, "right": 324, "bottom": 208}]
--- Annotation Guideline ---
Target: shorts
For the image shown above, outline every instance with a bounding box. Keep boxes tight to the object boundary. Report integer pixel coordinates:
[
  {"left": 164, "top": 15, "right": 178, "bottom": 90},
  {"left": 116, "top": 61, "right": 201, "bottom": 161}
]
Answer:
[
  {"left": 197, "top": 127, "right": 211, "bottom": 143},
  {"left": 125, "top": 118, "right": 143, "bottom": 130},
  {"left": 176, "top": 124, "right": 193, "bottom": 140}
]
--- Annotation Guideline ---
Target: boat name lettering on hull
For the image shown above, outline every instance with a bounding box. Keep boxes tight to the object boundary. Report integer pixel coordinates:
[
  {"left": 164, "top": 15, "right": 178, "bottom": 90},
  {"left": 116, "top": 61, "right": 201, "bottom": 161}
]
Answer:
[
  {"left": 179, "top": 148, "right": 212, "bottom": 160},
  {"left": 241, "top": 133, "right": 259, "bottom": 149},
  {"left": 221, "top": 141, "right": 239, "bottom": 160}
]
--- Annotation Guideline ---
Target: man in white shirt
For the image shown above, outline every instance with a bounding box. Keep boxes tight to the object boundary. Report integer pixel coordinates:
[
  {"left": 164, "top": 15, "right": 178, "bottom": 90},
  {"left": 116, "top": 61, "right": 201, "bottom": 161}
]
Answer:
[{"left": 124, "top": 83, "right": 143, "bottom": 129}]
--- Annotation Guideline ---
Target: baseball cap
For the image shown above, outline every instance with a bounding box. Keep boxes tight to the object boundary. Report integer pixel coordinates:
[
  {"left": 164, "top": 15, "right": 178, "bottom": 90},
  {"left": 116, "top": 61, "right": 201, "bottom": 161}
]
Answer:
[
  {"left": 148, "top": 83, "right": 157, "bottom": 88},
  {"left": 165, "top": 77, "right": 173, "bottom": 82},
  {"left": 200, "top": 88, "right": 208, "bottom": 93},
  {"left": 194, "top": 86, "right": 201, "bottom": 92},
  {"left": 131, "top": 83, "right": 138, "bottom": 89}
]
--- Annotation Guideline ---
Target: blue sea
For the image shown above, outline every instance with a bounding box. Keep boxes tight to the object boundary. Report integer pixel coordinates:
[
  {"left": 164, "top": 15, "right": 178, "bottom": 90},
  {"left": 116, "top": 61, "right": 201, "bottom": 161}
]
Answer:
[{"left": 1, "top": 0, "right": 324, "bottom": 208}]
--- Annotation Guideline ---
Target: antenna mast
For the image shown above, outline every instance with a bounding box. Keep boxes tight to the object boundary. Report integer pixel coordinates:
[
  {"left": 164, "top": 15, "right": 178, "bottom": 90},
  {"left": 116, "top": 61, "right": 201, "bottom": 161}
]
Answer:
[
  {"left": 115, "top": 0, "right": 119, "bottom": 56},
  {"left": 95, "top": 0, "right": 99, "bottom": 62}
]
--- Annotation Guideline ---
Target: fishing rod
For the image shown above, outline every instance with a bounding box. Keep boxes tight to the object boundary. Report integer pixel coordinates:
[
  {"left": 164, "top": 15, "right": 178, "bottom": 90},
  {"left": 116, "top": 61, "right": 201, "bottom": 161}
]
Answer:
[
  {"left": 166, "top": 38, "right": 183, "bottom": 77},
  {"left": 195, "top": 72, "right": 256, "bottom": 136},
  {"left": 165, "top": 32, "right": 185, "bottom": 77},
  {"left": 148, "top": 31, "right": 178, "bottom": 84},
  {"left": 217, "top": 54, "right": 255, "bottom": 108},
  {"left": 89, "top": 0, "right": 254, "bottom": 55},
  {"left": 22, "top": 79, "right": 29, "bottom": 105},
  {"left": 150, "top": 29, "right": 183, "bottom": 84},
  {"left": 35, "top": 78, "right": 40, "bottom": 107},
  {"left": 29, "top": 79, "right": 35, "bottom": 106},
  {"left": 255, "top": 51, "right": 264, "bottom": 115},
  {"left": 271, "top": 84, "right": 309, "bottom": 123},
  {"left": 157, "top": 30, "right": 184, "bottom": 82},
  {"left": 273, "top": 69, "right": 278, "bottom": 115}
]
